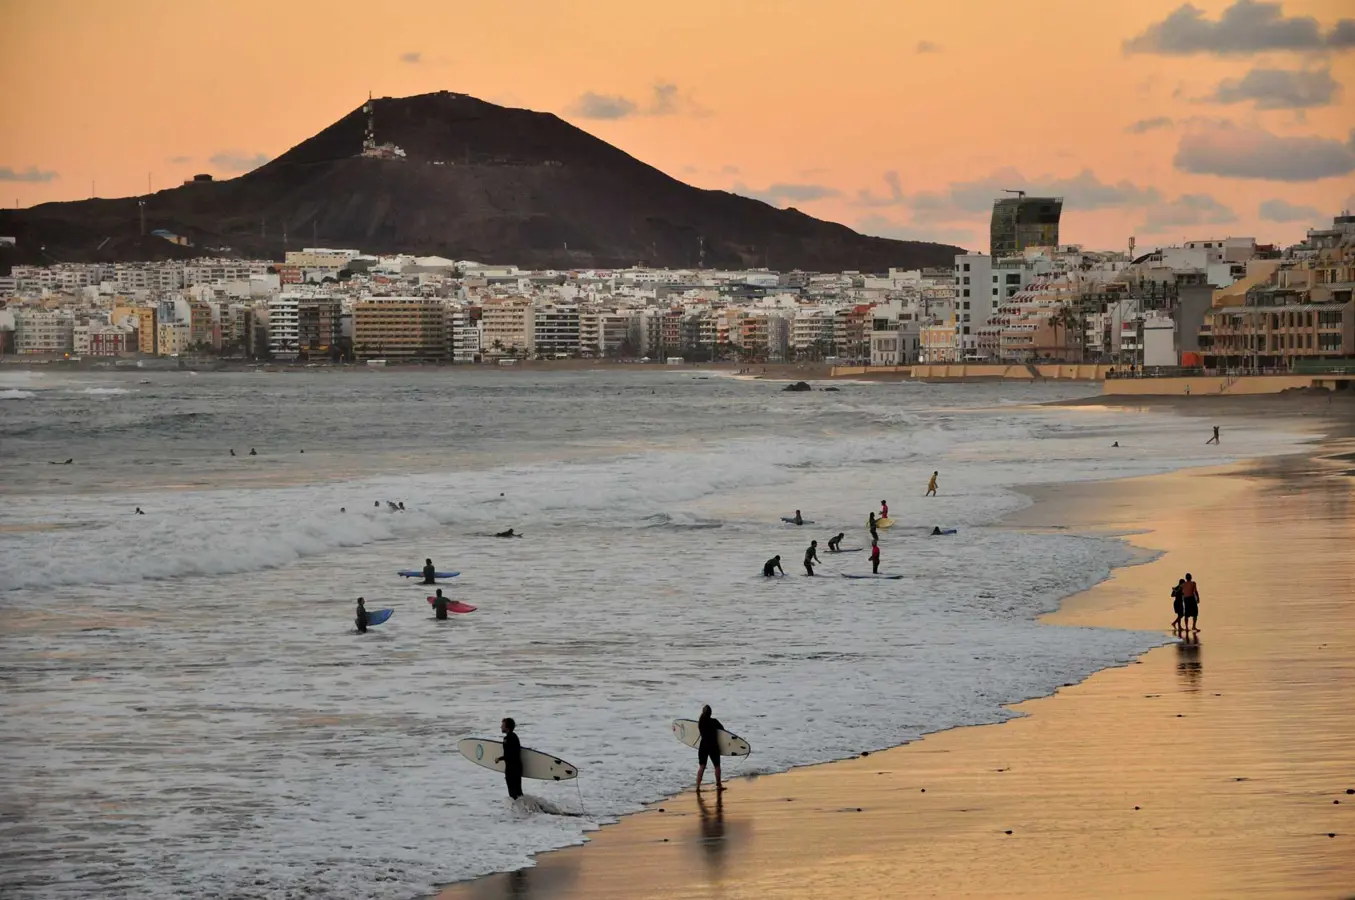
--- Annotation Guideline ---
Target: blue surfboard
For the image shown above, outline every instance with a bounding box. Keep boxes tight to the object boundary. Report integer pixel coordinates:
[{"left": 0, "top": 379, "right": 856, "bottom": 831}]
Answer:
[
  {"left": 363, "top": 608, "right": 394, "bottom": 626},
  {"left": 398, "top": 570, "right": 460, "bottom": 579}
]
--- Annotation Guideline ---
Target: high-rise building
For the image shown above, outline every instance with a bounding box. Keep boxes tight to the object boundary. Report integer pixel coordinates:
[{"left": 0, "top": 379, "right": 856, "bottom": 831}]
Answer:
[
  {"left": 990, "top": 196, "right": 1062, "bottom": 259},
  {"left": 352, "top": 297, "right": 447, "bottom": 360}
]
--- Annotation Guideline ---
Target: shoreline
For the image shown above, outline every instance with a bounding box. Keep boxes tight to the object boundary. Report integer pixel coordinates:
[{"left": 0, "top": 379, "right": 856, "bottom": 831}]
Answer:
[{"left": 436, "top": 420, "right": 1354, "bottom": 898}]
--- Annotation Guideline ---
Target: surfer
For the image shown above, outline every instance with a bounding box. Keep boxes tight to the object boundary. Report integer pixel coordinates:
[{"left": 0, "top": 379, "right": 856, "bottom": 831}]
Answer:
[
  {"left": 762, "top": 555, "right": 784, "bottom": 577},
  {"left": 926, "top": 471, "right": 938, "bottom": 496},
  {"left": 931, "top": 526, "right": 943, "bottom": 536},
  {"left": 388, "top": 501, "right": 400, "bottom": 512},
  {"left": 374, "top": 501, "right": 381, "bottom": 508},
  {"left": 880, "top": 500, "right": 889, "bottom": 519},
  {"left": 432, "top": 589, "right": 450, "bottom": 620},
  {"left": 695, "top": 705, "right": 725, "bottom": 793},
  {"left": 868, "top": 512, "right": 878, "bottom": 543},
  {"left": 421, "top": 559, "right": 437, "bottom": 585},
  {"left": 870, "top": 540, "right": 881, "bottom": 574},
  {"left": 397, "top": 502, "right": 405, "bottom": 511},
  {"left": 134, "top": 507, "right": 145, "bottom": 515},
  {"left": 496, "top": 718, "right": 524, "bottom": 800},
  {"left": 495, "top": 528, "right": 518, "bottom": 538},
  {"left": 355, "top": 597, "right": 369, "bottom": 634},
  {"left": 792, "top": 510, "right": 803, "bottom": 526},
  {"left": 1206, "top": 426, "right": 1220, "bottom": 445},
  {"left": 804, "top": 540, "right": 820, "bottom": 576},
  {"left": 828, "top": 532, "right": 844, "bottom": 552},
  {"left": 249, "top": 448, "right": 257, "bottom": 456},
  {"left": 1111, "top": 441, "right": 1120, "bottom": 448},
  {"left": 230, "top": 449, "right": 236, "bottom": 456}
]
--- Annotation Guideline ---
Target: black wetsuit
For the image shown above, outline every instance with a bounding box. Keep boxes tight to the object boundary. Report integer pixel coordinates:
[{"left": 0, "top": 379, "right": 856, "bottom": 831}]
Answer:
[
  {"left": 422, "top": 564, "right": 436, "bottom": 585},
  {"left": 433, "top": 594, "right": 449, "bottom": 620},
  {"left": 502, "top": 731, "right": 523, "bottom": 799},
  {"left": 698, "top": 716, "right": 724, "bottom": 768},
  {"left": 355, "top": 605, "right": 369, "bottom": 633},
  {"left": 828, "top": 535, "right": 842, "bottom": 552},
  {"left": 763, "top": 558, "right": 782, "bottom": 577},
  {"left": 804, "top": 546, "right": 818, "bottom": 576}
]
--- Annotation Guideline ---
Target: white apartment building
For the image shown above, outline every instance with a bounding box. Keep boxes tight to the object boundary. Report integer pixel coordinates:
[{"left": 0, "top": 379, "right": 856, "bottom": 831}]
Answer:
[
  {"left": 447, "top": 307, "right": 481, "bottom": 363},
  {"left": 480, "top": 298, "right": 532, "bottom": 356},
  {"left": 13, "top": 310, "right": 75, "bottom": 355},
  {"left": 792, "top": 309, "right": 836, "bottom": 355},
  {"left": 532, "top": 305, "right": 581, "bottom": 358},
  {"left": 268, "top": 295, "right": 301, "bottom": 359},
  {"left": 580, "top": 311, "right": 633, "bottom": 356},
  {"left": 954, "top": 253, "right": 993, "bottom": 359}
]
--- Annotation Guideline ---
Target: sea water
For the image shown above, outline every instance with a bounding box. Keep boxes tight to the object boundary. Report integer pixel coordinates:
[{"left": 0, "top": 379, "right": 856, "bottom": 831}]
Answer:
[{"left": 0, "top": 369, "right": 1310, "bottom": 898}]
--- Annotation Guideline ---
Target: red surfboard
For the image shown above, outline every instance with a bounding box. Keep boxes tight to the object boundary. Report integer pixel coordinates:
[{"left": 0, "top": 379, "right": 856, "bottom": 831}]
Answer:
[{"left": 427, "top": 596, "right": 477, "bottom": 614}]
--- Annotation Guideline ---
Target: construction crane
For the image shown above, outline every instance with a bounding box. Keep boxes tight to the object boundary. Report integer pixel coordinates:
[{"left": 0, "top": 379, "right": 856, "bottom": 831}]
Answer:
[{"left": 1003, "top": 189, "right": 1026, "bottom": 199}]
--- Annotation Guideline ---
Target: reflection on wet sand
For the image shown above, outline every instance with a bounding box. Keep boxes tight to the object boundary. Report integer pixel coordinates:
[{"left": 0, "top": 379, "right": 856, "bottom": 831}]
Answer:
[{"left": 1176, "top": 633, "right": 1202, "bottom": 692}]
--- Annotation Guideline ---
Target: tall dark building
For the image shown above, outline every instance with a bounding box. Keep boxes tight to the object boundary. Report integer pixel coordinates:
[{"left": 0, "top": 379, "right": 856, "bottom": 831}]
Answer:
[{"left": 990, "top": 196, "right": 1063, "bottom": 259}]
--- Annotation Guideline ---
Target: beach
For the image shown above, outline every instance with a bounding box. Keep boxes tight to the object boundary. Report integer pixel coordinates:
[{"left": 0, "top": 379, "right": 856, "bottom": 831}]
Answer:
[{"left": 440, "top": 413, "right": 1355, "bottom": 900}]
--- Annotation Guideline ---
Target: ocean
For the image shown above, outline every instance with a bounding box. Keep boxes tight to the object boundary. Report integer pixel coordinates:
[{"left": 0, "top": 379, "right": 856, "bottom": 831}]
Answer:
[{"left": 0, "top": 368, "right": 1309, "bottom": 898}]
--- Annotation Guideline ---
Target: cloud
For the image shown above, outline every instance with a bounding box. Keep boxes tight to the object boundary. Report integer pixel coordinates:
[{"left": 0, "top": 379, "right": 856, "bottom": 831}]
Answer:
[
  {"left": 1174, "top": 123, "right": 1355, "bottom": 180},
  {"left": 1209, "top": 66, "right": 1339, "bottom": 109},
  {"left": 1139, "top": 193, "right": 1239, "bottom": 231},
  {"left": 734, "top": 182, "right": 842, "bottom": 207},
  {"left": 856, "top": 214, "right": 975, "bottom": 246},
  {"left": 0, "top": 165, "right": 58, "bottom": 183},
  {"left": 1125, "top": 0, "right": 1355, "bottom": 55},
  {"left": 399, "top": 51, "right": 422, "bottom": 64},
  {"left": 916, "top": 40, "right": 942, "bottom": 53},
  {"left": 567, "top": 82, "right": 699, "bottom": 120},
  {"left": 1258, "top": 198, "right": 1323, "bottom": 222},
  {"left": 1126, "top": 116, "right": 1175, "bottom": 134},
  {"left": 863, "top": 167, "right": 1161, "bottom": 217},
  {"left": 208, "top": 151, "right": 271, "bottom": 173},
  {"left": 720, "top": 164, "right": 741, "bottom": 175},
  {"left": 167, "top": 155, "right": 192, "bottom": 165}
]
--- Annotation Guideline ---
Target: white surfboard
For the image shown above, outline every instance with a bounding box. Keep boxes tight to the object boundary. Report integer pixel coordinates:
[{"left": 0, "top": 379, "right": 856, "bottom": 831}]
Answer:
[
  {"left": 457, "top": 737, "right": 578, "bottom": 781},
  {"left": 671, "top": 719, "right": 752, "bottom": 757}
]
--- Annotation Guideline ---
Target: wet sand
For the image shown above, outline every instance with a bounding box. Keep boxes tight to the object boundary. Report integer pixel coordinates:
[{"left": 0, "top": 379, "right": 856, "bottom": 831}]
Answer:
[{"left": 439, "top": 438, "right": 1355, "bottom": 899}]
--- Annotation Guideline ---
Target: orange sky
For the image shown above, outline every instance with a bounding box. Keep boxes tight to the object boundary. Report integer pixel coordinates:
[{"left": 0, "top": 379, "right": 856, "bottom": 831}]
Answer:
[{"left": 2, "top": 0, "right": 1353, "bottom": 253}]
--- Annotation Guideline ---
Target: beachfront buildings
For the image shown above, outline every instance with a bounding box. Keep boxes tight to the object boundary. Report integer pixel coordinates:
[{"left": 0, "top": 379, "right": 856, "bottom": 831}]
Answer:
[
  {"left": 351, "top": 297, "right": 446, "bottom": 360},
  {"left": 990, "top": 196, "right": 1062, "bottom": 259},
  {"left": 13, "top": 310, "right": 75, "bottom": 355}
]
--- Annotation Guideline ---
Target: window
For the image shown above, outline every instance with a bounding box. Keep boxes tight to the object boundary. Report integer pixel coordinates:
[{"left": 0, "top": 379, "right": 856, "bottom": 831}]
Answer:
[
  {"left": 962, "top": 289, "right": 970, "bottom": 298},
  {"left": 963, "top": 301, "right": 970, "bottom": 309},
  {"left": 962, "top": 326, "right": 970, "bottom": 334},
  {"left": 963, "top": 263, "right": 971, "bottom": 272},
  {"left": 1006, "top": 274, "right": 1021, "bottom": 284},
  {"left": 962, "top": 277, "right": 970, "bottom": 285},
  {"left": 993, "top": 275, "right": 998, "bottom": 283}
]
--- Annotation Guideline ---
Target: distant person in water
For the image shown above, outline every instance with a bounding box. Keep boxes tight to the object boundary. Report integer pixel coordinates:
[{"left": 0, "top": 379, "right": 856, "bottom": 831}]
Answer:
[
  {"left": 374, "top": 501, "right": 381, "bottom": 508},
  {"left": 230, "top": 449, "right": 236, "bottom": 456},
  {"left": 495, "top": 528, "right": 518, "bottom": 538},
  {"left": 804, "top": 540, "right": 820, "bottom": 576},
  {"left": 431, "top": 588, "right": 449, "bottom": 620},
  {"left": 880, "top": 500, "right": 889, "bottom": 519},
  {"left": 792, "top": 510, "right": 803, "bottom": 526},
  {"left": 339, "top": 507, "right": 346, "bottom": 513},
  {"left": 868, "top": 511, "right": 878, "bottom": 542},
  {"left": 926, "top": 471, "right": 938, "bottom": 496},
  {"left": 397, "top": 502, "right": 405, "bottom": 511},
  {"left": 355, "top": 597, "right": 369, "bottom": 634},
  {"left": 695, "top": 704, "right": 725, "bottom": 792},
  {"left": 421, "top": 559, "right": 437, "bottom": 585},
  {"left": 1206, "top": 426, "right": 1220, "bottom": 445},
  {"left": 828, "top": 532, "right": 844, "bottom": 552},
  {"left": 496, "top": 718, "right": 523, "bottom": 800},
  {"left": 134, "top": 507, "right": 145, "bottom": 515},
  {"left": 249, "top": 448, "right": 257, "bottom": 456},
  {"left": 870, "top": 540, "right": 881, "bottom": 574},
  {"left": 931, "top": 526, "right": 943, "bottom": 536},
  {"left": 763, "top": 555, "right": 784, "bottom": 577},
  {"left": 388, "top": 501, "right": 400, "bottom": 512},
  {"left": 1112, "top": 441, "right": 1120, "bottom": 448}
]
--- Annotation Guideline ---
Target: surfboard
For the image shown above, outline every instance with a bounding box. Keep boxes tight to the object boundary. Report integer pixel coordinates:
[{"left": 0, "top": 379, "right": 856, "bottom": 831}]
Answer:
[
  {"left": 427, "top": 596, "right": 477, "bottom": 613},
  {"left": 933, "top": 528, "right": 957, "bottom": 535},
  {"left": 876, "top": 517, "right": 895, "bottom": 528},
  {"left": 781, "top": 517, "right": 814, "bottom": 525},
  {"left": 828, "top": 547, "right": 863, "bottom": 553},
  {"left": 671, "top": 719, "right": 752, "bottom": 757},
  {"left": 360, "top": 608, "right": 394, "bottom": 626},
  {"left": 398, "top": 570, "right": 460, "bottom": 579},
  {"left": 841, "top": 573, "right": 904, "bottom": 580},
  {"left": 457, "top": 738, "right": 578, "bottom": 781}
]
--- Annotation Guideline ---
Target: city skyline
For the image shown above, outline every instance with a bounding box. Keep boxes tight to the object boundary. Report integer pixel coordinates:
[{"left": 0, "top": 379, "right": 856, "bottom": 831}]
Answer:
[{"left": 3, "top": 0, "right": 1354, "bottom": 253}]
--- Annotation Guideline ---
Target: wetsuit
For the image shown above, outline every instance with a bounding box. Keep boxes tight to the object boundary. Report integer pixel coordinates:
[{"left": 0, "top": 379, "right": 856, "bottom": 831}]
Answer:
[
  {"left": 804, "top": 546, "right": 818, "bottom": 576},
  {"left": 869, "top": 516, "right": 879, "bottom": 542},
  {"left": 698, "top": 716, "right": 725, "bottom": 768},
  {"left": 763, "top": 558, "right": 782, "bottom": 577},
  {"left": 422, "top": 563, "right": 436, "bottom": 585},
  {"left": 793, "top": 514, "right": 803, "bottom": 526},
  {"left": 870, "top": 545, "right": 881, "bottom": 574},
  {"left": 355, "top": 604, "right": 369, "bottom": 633},
  {"left": 433, "top": 594, "right": 449, "bottom": 620},
  {"left": 828, "top": 535, "right": 843, "bottom": 552},
  {"left": 502, "top": 731, "right": 523, "bottom": 799},
  {"left": 496, "top": 529, "right": 515, "bottom": 538}
]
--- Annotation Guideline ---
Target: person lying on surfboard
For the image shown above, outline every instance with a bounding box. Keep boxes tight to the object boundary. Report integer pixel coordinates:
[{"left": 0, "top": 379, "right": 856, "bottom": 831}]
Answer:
[
  {"left": 828, "top": 533, "right": 844, "bottom": 552},
  {"left": 495, "top": 528, "right": 519, "bottom": 538}
]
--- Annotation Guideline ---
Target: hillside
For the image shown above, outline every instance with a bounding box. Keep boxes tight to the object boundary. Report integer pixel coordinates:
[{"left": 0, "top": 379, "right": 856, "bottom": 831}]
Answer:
[{"left": 0, "top": 91, "right": 964, "bottom": 271}]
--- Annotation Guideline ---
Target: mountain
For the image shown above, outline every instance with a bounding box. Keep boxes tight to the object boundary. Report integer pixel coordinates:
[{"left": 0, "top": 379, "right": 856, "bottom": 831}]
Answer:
[{"left": 0, "top": 91, "right": 964, "bottom": 271}]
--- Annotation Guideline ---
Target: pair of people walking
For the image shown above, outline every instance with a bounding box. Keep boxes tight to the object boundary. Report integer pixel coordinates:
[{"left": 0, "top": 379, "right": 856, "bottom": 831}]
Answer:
[{"left": 1170, "top": 573, "right": 1201, "bottom": 632}]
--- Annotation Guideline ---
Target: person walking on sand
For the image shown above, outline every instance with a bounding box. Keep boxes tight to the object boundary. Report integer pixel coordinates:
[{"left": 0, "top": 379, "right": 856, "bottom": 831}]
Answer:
[
  {"left": 1170, "top": 578, "right": 1186, "bottom": 631},
  {"left": 1206, "top": 426, "right": 1220, "bottom": 445},
  {"left": 926, "top": 471, "right": 939, "bottom": 497},
  {"left": 695, "top": 705, "right": 725, "bottom": 793},
  {"left": 1180, "top": 573, "right": 1200, "bottom": 631},
  {"left": 495, "top": 717, "right": 523, "bottom": 800},
  {"left": 870, "top": 539, "right": 881, "bottom": 574},
  {"left": 804, "top": 540, "right": 820, "bottom": 576}
]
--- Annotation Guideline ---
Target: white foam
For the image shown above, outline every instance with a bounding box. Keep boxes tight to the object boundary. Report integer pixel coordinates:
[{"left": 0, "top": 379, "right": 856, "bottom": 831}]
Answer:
[{"left": 0, "top": 389, "right": 36, "bottom": 400}]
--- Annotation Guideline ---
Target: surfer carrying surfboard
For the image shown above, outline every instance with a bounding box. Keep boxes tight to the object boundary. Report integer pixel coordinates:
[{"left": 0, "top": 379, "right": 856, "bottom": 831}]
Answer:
[
  {"left": 431, "top": 589, "right": 450, "bottom": 620},
  {"left": 355, "top": 597, "right": 368, "bottom": 633},
  {"left": 495, "top": 718, "right": 524, "bottom": 799},
  {"left": 695, "top": 705, "right": 726, "bottom": 793}
]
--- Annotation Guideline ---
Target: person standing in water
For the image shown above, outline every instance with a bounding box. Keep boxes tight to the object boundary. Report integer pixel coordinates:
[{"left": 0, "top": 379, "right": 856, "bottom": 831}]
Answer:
[
  {"left": 495, "top": 717, "right": 523, "bottom": 800},
  {"left": 804, "top": 540, "right": 820, "bottom": 576},
  {"left": 870, "top": 540, "right": 881, "bottom": 574},
  {"left": 695, "top": 705, "right": 725, "bottom": 792},
  {"left": 355, "top": 597, "right": 369, "bottom": 634},
  {"left": 868, "top": 511, "right": 878, "bottom": 543},
  {"left": 880, "top": 500, "right": 889, "bottom": 520},
  {"left": 421, "top": 558, "right": 437, "bottom": 585},
  {"left": 1180, "top": 573, "right": 1201, "bottom": 632},
  {"left": 926, "top": 471, "right": 939, "bottom": 497},
  {"left": 431, "top": 589, "right": 450, "bottom": 620},
  {"left": 1206, "top": 426, "right": 1220, "bottom": 445},
  {"left": 763, "top": 555, "right": 784, "bottom": 577}
]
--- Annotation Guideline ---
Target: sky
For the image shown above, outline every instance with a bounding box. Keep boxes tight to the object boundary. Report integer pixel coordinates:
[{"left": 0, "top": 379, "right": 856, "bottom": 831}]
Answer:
[{"left": 2, "top": 0, "right": 1354, "bottom": 254}]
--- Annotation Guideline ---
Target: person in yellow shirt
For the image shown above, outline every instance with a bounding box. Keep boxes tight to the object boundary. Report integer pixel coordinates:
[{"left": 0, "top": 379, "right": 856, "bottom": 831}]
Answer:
[{"left": 926, "top": 471, "right": 938, "bottom": 496}]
